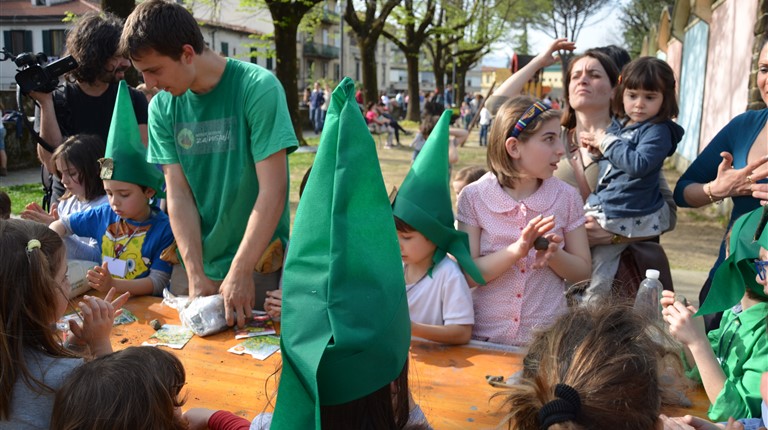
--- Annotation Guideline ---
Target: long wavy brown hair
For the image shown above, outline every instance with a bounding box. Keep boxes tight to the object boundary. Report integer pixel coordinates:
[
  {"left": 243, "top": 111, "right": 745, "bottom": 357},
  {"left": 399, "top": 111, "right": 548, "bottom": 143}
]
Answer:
[{"left": 0, "top": 219, "right": 71, "bottom": 419}]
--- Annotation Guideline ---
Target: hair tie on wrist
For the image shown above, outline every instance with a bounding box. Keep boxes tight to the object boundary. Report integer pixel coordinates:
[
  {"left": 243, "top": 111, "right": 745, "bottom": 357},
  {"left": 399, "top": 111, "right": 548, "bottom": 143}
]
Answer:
[
  {"left": 26, "top": 239, "right": 41, "bottom": 253},
  {"left": 538, "top": 383, "right": 581, "bottom": 429}
]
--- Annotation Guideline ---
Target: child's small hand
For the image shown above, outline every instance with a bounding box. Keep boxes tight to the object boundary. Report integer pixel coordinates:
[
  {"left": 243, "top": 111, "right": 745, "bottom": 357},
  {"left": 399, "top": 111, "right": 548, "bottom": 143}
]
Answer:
[
  {"left": 531, "top": 233, "right": 563, "bottom": 269},
  {"left": 662, "top": 299, "right": 703, "bottom": 346},
  {"left": 579, "top": 130, "right": 606, "bottom": 159},
  {"left": 69, "top": 294, "right": 116, "bottom": 356},
  {"left": 20, "top": 202, "right": 56, "bottom": 225},
  {"left": 86, "top": 262, "right": 113, "bottom": 292},
  {"left": 183, "top": 408, "right": 218, "bottom": 430},
  {"left": 264, "top": 289, "right": 282, "bottom": 320},
  {"left": 508, "top": 215, "right": 555, "bottom": 261},
  {"left": 660, "top": 289, "right": 677, "bottom": 308}
]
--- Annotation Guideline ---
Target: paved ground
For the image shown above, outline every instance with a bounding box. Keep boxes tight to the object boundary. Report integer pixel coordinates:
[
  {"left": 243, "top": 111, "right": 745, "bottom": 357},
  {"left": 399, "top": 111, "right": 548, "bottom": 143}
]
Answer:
[{"left": 1, "top": 165, "right": 710, "bottom": 305}]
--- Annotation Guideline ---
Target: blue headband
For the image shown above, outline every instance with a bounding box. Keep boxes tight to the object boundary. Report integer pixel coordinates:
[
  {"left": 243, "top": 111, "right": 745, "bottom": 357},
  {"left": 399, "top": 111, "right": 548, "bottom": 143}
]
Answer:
[{"left": 509, "top": 101, "right": 550, "bottom": 139}]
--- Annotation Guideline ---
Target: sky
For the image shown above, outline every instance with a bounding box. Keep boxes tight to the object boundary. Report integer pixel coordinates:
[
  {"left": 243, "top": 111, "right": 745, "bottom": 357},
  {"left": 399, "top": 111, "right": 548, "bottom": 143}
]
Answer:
[{"left": 484, "top": 5, "right": 624, "bottom": 68}]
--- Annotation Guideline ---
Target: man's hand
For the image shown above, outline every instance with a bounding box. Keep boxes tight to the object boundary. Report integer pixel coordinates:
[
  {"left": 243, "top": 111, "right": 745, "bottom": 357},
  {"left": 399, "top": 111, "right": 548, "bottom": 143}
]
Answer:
[
  {"left": 220, "top": 271, "right": 255, "bottom": 328},
  {"left": 189, "top": 272, "right": 219, "bottom": 299}
]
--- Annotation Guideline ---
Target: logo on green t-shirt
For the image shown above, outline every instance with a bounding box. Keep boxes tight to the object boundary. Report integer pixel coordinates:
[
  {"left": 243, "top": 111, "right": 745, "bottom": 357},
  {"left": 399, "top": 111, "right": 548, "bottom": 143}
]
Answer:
[{"left": 177, "top": 128, "right": 195, "bottom": 149}]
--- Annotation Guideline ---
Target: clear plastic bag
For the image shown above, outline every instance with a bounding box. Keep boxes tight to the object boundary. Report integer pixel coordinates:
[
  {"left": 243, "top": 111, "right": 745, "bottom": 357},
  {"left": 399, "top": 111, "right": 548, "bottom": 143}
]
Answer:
[{"left": 176, "top": 293, "right": 228, "bottom": 337}]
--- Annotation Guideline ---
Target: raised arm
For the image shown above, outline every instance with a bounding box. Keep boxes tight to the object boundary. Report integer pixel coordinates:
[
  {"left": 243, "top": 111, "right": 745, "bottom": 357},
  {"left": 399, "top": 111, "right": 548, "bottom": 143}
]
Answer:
[{"left": 491, "top": 39, "right": 576, "bottom": 101}]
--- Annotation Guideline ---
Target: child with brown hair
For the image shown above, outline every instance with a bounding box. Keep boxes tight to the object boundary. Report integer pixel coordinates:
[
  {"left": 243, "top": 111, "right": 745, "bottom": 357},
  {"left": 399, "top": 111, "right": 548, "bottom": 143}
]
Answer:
[
  {"left": 452, "top": 165, "right": 487, "bottom": 197},
  {"left": 22, "top": 134, "right": 108, "bottom": 263},
  {"left": 501, "top": 304, "right": 680, "bottom": 429},
  {"left": 456, "top": 96, "right": 591, "bottom": 346},
  {"left": 0, "top": 191, "right": 10, "bottom": 219},
  {"left": 50, "top": 346, "right": 187, "bottom": 430},
  {"left": 0, "top": 219, "right": 127, "bottom": 429}
]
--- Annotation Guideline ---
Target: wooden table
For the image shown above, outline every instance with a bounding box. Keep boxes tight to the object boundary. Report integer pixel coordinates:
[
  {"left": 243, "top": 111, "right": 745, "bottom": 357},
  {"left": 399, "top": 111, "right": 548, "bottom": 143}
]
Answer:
[{"left": 108, "top": 296, "right": 709, "bottom": 429}]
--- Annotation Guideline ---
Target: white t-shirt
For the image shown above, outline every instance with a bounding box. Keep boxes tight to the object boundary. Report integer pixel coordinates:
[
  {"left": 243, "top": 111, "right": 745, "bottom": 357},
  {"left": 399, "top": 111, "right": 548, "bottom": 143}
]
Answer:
[
  {"left": 479, "top": 107, "right": 492, "bottom": 126},
  {"left": 406, "top": 257, "right": 474, "bottom": 326}
]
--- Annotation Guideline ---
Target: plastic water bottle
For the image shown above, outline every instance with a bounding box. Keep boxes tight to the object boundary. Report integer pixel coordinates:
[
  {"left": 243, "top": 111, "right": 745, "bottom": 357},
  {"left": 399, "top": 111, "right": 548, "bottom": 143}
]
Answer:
[{"left": 634, "top": 269, "right": 663, "bottom": 321}]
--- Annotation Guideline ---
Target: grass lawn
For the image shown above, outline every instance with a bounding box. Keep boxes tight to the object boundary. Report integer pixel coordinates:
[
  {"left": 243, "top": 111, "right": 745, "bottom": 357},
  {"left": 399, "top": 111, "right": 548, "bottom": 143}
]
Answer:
[
  {"left": 287, "top": 132, "right": 488, "bottom": 223},
  {"left": 4, "top": 183, "right": 45, "bottom": 216},
  {"left": 3, "top": 129, "right": 490, "bottom": 223}
]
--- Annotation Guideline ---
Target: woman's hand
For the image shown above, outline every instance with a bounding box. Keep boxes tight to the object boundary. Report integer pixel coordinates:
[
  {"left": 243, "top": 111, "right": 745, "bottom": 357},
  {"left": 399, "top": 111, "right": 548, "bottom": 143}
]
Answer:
[
  {"left": 584, "top": 216, "right": 614, "bottom": 245},
  {"left": 709, "top": 152, "right": 768, "bottom": 199},
  {"left": 532, "top": 38, "right": 576, "bottom": 69}
]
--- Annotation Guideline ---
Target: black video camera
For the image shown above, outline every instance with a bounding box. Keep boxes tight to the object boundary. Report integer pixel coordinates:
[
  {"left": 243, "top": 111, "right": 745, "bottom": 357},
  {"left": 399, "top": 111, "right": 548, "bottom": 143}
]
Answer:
[{"left": 13, "top": 51, "right": 78, "bottom": 93}]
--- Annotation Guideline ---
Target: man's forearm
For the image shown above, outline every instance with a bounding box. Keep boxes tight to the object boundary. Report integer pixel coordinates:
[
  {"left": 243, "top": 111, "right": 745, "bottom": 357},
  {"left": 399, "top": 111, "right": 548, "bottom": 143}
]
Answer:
[
  {"left": 229, "top": 187, "right": 285, "bottom": 277},
  {"left": 35, "top": 96, "right": 64, "bottom": 171},
  {"left": 166, "top": 184, "right": 206, "bottom": 279}
]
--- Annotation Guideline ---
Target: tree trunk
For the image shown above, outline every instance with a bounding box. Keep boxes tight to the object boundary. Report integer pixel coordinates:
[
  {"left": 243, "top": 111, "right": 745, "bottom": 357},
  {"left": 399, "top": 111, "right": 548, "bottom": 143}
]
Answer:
[
  {"left": 455, "top": 67, "right": 467, "bottom": 104},
  {"left": 359, "top": 38, "right": 378, "bottom": 106},
  {"left": 406, "top": 53, "right": 421, "bottom": 121},
  {"left": 433, "top": 64, "right": 445, "bottom": 94},
  {"left": 272, "top": 18, "right": 306, "bottom": 145}
]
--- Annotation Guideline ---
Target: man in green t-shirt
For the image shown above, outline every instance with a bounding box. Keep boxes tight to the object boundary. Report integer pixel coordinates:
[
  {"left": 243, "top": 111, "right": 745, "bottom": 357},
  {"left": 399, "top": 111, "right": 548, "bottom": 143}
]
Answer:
[{"left": 120, "top": 0, "right": 298, "bottom": 328}]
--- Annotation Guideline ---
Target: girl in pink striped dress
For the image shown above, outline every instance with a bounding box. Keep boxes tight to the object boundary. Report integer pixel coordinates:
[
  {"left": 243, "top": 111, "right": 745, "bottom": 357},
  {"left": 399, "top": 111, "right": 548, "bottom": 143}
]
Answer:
[{"left": 457, "top": 96, "right": 591, "bottom": 346}]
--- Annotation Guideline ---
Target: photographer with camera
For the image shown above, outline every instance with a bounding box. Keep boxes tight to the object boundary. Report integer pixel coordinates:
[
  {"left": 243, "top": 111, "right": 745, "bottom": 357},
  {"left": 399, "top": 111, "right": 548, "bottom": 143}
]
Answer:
[{"left": 29, "top": 11, "right": 148, "bottom": 204}]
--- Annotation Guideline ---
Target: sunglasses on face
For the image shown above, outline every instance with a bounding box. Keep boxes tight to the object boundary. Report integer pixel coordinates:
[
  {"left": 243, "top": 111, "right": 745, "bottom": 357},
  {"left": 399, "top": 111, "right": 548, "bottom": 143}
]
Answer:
[{"left": 754, "top": 259, "right": 768, "bottom": 280}]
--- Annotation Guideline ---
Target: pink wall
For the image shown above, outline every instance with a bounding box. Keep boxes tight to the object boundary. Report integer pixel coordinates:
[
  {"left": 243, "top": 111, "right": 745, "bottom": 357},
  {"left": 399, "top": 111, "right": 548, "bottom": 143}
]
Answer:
[
  {"left": 666, "top": 40, "right": 683, "bottom": 94},
  {"left": 699, "top": 0, "right": 757, "bottom": 153}
]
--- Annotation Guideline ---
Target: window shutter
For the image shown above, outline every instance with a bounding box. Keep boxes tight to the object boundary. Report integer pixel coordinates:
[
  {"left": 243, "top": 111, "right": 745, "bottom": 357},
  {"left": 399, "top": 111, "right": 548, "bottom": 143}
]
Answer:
[
  {"left": 24, "top": 30, "right": 32, "bottom": 52},
  {"left": 42, "top": 30, "right": 51, "bottom": 54}
]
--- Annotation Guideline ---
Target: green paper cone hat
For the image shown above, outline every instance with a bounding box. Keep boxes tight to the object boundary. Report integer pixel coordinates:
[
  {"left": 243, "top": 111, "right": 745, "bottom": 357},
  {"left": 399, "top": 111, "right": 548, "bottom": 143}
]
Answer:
[
  {"left": 271, "top": 77, "right": 411, "bottom": 429},
  {"left": 99, "top": 80, "right": 165, "bottom": 198},
  {"left": 392, "top": 110, "right": 485, "bottom": 285},
  {"left": 698, "top": 206, "right": 768, "bottom": 315}
]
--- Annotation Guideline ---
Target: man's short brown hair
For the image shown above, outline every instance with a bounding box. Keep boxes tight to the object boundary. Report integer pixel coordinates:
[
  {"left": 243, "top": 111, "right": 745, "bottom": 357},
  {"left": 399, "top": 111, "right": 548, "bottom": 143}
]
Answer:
[{"left": 120, "top": 0, "right": 205, "bottom": 60}]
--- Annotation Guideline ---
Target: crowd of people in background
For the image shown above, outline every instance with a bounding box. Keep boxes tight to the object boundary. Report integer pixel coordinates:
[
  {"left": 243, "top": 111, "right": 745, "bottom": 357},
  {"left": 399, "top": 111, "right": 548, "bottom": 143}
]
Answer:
[{"left": 3, "top": 2, "right": 768, "bottom": 428}]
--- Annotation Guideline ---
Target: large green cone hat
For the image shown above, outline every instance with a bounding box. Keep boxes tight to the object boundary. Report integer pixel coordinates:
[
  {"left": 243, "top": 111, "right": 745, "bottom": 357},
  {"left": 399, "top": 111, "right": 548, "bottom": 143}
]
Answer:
[
  {"left": 699, "top": 206, "right": 768, "bottom": 315},
  {"left": 99, "top": 80, "right": 165, "bottom": 198},
  {"left": 392, "top": 110, "right": 485, "bottom": 284},
  {"left": 271, "top": 77, "right": 411, "bottom": 429}
]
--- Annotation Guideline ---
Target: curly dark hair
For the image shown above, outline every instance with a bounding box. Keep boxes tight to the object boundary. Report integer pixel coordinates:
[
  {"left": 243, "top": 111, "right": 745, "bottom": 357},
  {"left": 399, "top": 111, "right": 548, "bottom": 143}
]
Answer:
[{"left": 65, "top": 12, "right": 124, "bottom": 84}]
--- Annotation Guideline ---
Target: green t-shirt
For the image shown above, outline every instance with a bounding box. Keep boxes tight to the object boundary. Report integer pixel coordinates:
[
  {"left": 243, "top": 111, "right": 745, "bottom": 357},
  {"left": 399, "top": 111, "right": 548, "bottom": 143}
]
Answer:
[
  {"left": 684, "top": 301, "right": 768, "bottom": 421},
  {"left": 147, "top": 58, "right": 297, "bottom": 280}
]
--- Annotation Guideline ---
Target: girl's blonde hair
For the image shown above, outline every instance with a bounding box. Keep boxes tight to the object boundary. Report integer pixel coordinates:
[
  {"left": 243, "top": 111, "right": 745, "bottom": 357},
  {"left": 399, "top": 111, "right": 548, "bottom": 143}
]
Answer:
[
  {"left": 0, "top": 219, "right": 70, "bottom": 419},
  {"left": 499, "top": 304, "right": 683, "bottom": 430},
  {"left": 487, "top": 96, "right": 561, "bottom": 189}
]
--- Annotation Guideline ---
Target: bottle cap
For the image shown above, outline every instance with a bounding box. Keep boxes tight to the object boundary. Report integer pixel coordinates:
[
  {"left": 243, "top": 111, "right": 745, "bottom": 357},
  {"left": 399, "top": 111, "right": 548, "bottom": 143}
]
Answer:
[{"left": 645, "top": 269, "right": 660, "bottom": 280}]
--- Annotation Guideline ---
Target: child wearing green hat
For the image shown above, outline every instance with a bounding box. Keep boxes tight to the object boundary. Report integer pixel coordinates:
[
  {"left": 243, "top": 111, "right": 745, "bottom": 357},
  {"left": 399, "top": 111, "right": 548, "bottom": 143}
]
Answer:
[
  {"left": 662, "top": 206, "right": 768, "bottom": 421},
  {"left": 393, "top": 110, "right": 485, "bottom": 345},
  {"left": 50, "top": 81, "right": 174, "bottom": 297}
]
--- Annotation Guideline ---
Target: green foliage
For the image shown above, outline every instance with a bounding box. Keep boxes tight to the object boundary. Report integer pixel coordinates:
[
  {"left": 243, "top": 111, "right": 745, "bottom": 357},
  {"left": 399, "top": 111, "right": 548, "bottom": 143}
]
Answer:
[
  {"left": 62, "top": 11, "right": 78, "bottom": 23},
  {"left": 619, "top": 0, "right": 670, "bottom": 57}
]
